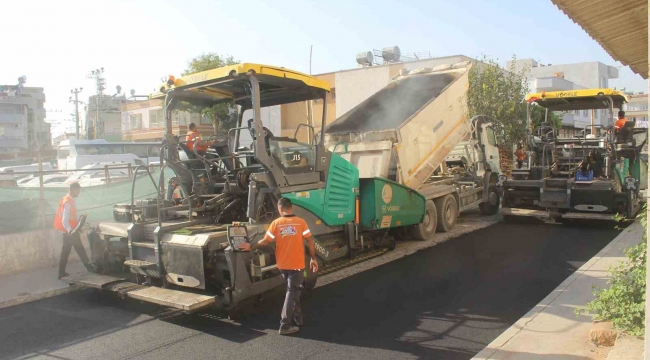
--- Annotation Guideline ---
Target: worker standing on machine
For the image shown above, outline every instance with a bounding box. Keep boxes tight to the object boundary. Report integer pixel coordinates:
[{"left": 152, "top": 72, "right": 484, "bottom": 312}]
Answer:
[
  {"left": 239, "top": 198, "right": 319, "bottom": 335},
  {"left": 53, "top": 183, "right": 93, "bottom": 279},
  {"left": 514, "top": 143, "right": 526, "bottom": 169}
]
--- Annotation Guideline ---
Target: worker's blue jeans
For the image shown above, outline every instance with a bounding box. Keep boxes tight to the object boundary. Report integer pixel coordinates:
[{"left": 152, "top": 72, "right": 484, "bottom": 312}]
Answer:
[{"left": 280, "top": 269, "right": 303, "bottom": 329}]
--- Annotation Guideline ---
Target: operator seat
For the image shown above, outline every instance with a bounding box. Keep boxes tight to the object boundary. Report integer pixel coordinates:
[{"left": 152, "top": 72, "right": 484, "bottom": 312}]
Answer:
[{"left": 616, "top": 120, "right": 637, "bottom": 160}]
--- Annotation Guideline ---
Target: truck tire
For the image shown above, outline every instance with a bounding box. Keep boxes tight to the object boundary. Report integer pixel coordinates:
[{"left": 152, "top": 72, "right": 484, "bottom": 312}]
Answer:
[
  {"left": 435, "top": 194, "right": 458, "bottom": 232},
  {"left": 411, "top": 200, "right": 437, "bottom": 241},
  {"left": 479, "top": 185, "right": 500, "bottom": 215}
]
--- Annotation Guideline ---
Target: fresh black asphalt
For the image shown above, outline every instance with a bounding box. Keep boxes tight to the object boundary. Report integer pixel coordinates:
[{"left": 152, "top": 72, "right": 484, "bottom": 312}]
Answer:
[{"left": 0, "top": 221, "right": 620, "bottom": 360}]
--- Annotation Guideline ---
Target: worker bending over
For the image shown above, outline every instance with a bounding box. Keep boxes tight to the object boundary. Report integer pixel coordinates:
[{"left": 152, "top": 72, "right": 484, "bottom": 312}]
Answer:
[
  {"left": 239, "top": 198, "right": 319, "bottom": 335},
  {"left": 53, "top": 183, "right": 94, "bottom": 279}
]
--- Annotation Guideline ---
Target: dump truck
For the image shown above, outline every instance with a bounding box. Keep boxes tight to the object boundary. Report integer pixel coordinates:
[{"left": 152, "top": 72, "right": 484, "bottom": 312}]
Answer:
[
  {"left": 499, "top": 89, "right": 647, "bottom": 222},
  {"left": 61, "top": 62, "right": 500, "bottom": 314},
  {"left": 324, "top": 62, "right": 502, "bottom": 238}
]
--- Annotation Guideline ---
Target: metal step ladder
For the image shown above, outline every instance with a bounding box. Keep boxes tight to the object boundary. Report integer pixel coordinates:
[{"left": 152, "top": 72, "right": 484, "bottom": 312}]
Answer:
[{"left": 60, "top": 273, "right": 216, "bottom": 313}]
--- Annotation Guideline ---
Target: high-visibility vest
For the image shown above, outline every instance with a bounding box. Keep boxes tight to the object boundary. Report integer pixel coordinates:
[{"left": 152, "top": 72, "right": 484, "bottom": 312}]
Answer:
[
  {"left": 53, "top": 194, "right": 77, "bottom": 232},
  {"left": 186, "top": 130, "right": 207, "bottom": 152}
]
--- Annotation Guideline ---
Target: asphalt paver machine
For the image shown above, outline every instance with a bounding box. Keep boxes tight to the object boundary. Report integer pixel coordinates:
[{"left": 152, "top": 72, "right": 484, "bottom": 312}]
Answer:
[
  {"left": 62, "top": 64, "right": 430, "bottom": 313},
  {"left": 499, "top": 89, "right": 647, "bottom": 223}
]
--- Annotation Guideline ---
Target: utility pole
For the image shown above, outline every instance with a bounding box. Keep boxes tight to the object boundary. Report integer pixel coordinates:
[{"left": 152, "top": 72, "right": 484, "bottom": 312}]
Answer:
[
  {"left": 69, "top": 88, "right": 83, "bottom": 139},
  {"left": 87, "top": 68, "right": 106, "bottom": 139}
]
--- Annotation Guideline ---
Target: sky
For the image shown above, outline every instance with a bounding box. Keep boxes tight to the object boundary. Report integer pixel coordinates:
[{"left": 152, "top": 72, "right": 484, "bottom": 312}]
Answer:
[{"left": 1, "top": 0, "right": 647, "bottom": 138}]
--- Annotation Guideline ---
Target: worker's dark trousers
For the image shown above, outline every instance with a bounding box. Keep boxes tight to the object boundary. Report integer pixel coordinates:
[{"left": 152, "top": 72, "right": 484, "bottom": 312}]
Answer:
[
  {"left": 280, "top": 269, "right": 303, "bottom": 329},
  {"left": 58, "top": 232, "right": 92, "bottom": 277}
]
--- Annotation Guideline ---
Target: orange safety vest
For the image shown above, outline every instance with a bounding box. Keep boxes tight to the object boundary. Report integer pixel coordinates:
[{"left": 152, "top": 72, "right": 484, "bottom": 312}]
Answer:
[
  {"left": 615, "top": 117, "right": 628, "bottom": 130},
  {"left": 186, "top": 130, "right": 207, "bottom": 152},
  {"left": 53, "top": 194, "right": 78, "bottom": 232}
]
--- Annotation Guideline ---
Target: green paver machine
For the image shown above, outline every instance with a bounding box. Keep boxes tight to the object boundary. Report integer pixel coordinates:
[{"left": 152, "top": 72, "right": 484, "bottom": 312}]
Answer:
[
  {"left": 62, "top": 64, "right": 427, "bottom": 313},
  {"left": 498, "top": 89, "right": 647, "bottom": 223}
]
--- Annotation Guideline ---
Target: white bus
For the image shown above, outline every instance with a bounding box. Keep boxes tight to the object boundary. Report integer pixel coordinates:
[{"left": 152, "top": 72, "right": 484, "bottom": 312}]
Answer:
[{"left": 57, "top": 139, "right": 161, "bottom": 171}]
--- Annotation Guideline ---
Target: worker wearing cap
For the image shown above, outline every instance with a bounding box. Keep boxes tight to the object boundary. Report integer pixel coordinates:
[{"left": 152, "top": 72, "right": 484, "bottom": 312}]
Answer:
[
  {"left": 53, "top": 183, "right": 93, "bottom": 279},
  {"left": 615, "top": 110, "right": 629, "bottom": 131},
  {"left": 239, "top": 198, "right": 319, "bottom": 335}
]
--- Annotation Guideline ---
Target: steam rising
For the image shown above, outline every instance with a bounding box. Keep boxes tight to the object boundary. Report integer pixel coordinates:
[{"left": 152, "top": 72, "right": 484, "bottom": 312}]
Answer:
[{"left": 325, "top": 72, "right": 457, "bottom": 134}]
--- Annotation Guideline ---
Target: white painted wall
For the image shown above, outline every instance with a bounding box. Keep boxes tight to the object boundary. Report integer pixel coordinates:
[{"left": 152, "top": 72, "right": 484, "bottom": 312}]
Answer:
[{"left": 335, "top": 66, "right": 390, "bottom": 118}]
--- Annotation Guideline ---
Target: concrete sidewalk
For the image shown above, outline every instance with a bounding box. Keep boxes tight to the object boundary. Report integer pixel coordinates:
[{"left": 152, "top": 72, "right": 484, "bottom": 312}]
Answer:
[
  {"left": 472, "top": 222, "right": 644, "bottom": 360},
  {"left": 0, "top": 262, "right": 86, "bottom": 309}
]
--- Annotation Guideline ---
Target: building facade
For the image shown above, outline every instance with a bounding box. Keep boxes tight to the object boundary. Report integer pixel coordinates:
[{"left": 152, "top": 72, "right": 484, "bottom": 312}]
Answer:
[
  {"left": 624, "top": 93, "right": 648, "bottom": 128},
  {"left": 120, "top": 99, "right": 282, "bottom": 148},
  {"left": 507, "top": 58, "right": 620, "bottom": 127},
  {"left": 84, "top": 94, "right": 124, "bottom": 142},
  {"left": 0, "top": 85, "right": 51, "bottom": 155}
]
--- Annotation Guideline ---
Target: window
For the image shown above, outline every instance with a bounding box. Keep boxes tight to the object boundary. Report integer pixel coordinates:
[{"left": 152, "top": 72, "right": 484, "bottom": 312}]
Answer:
[
  {"left": 331, "top": 89, "right": 336, "bottom": 100},
  {"left": 129, "top": 113, "right": 142, "bottom": 129},
  {"left": 486, "top": 126, "right": 498, "bottom": 146},
  {"left": 583, "top": 110, "right": 589, "bottom": 117},
  {"left": 268, "top": 139, "right": 315, "bottom": 174},
  {"left": 600, "top": 77, "right": 607, "bottom": 89},
  {"left": 99, "top": 144, "right": 125, "bottom": 155},
  {"left": 149, "top": 109, "right": 164, "bottom": 128},
  {"left": 76, "top": 145, "right": 99, "bottom": 155},
  {"left": 148, "top": 145, "right": 161, "bottom": 158}
]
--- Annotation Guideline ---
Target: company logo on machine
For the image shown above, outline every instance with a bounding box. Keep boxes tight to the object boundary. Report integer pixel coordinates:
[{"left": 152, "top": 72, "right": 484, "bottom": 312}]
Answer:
[
  {"left": 279, "top": 226, "right": 297, "bottom": 237},
  {"left": 381, "top": 184, "right": 393, "bottom": 204}
]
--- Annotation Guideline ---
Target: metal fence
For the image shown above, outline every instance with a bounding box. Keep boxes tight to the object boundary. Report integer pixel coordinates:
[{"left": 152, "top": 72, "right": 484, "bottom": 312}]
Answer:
[{"left": 0, "top": 164, "right": 172, "bottom": 235}]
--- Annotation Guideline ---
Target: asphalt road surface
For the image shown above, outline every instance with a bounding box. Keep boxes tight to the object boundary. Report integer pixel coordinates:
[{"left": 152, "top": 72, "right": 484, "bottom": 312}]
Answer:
[{"left": 0, "top": 221, "right": 620, "bottom": 360}]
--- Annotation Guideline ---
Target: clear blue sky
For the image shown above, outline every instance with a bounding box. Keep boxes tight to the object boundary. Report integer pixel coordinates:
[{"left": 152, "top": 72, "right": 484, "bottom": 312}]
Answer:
[{"left": 1, "top": 0, "right": 646, "bottom": 137}]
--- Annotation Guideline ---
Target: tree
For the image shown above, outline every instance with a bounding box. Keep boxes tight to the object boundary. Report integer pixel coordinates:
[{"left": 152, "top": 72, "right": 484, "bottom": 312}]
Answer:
[
  {"left": 467, "top": 56, "right": 529, "bottom": 148},
  {"left": 181, "top": 53, "right": 240, "bottom": 135},
  {"left": 529, "top": 105, "right": 563, "bottom": 130}
]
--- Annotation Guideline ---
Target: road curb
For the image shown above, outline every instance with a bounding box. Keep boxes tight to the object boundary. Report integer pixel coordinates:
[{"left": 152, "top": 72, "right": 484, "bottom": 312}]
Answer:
[
  {"left": 0, "top": 285, "right": 83, "bottom": 310},
  {"left": 471, "top": 221, "right": 643, "bottom": 360}
]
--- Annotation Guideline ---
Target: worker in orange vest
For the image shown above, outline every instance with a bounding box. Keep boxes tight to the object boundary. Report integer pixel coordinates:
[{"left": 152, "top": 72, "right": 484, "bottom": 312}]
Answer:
[
  {"left": 615, "top": 110, "right": 629, "bottom": 131},
  {"left": 186, "top": 123, "right": 217, "bottom": 155},
  {"left": 53, "top": 183, "right": 93, "bottom": 279}
]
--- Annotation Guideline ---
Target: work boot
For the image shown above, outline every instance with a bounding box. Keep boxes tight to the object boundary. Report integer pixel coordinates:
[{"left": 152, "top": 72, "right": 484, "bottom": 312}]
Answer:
[
  {"left": 278, "top": 326, "right": 299, "bottom": 335},
  {"left": 58, "top": 272, "right": 70, "bottom": 280}
]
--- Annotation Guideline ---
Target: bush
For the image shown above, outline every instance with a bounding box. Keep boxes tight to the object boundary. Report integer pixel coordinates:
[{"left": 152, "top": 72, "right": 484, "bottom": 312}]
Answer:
[{"left": 577, "top": 207, "right": 646, "bottom": 337}]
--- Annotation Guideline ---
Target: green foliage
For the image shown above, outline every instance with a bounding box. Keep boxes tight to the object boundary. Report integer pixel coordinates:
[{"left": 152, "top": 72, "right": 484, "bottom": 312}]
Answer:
[
  {"left": 181, "top": 53, "right": 240, "bottom": 134},
  {"left": 467, "top": 56, "right": 529, "bottom": 147},
  {"left": 577, "top": 206, "right": 647, "bottom": 336},
  {"left": 529, "top": 105, "right": 563, "bottom": 129}
]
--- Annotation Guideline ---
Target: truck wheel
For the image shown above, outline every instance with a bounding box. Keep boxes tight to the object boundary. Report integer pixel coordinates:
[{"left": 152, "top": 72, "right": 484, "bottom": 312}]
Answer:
[
  {"left": 435, "top": 194, "right": 458, "bottom": 232},
  {"left": 479, "top": 185, "right": 500, "bottom": 215},
  {"left": 411, "top": 200, "right": 437, "bottom": 241}
]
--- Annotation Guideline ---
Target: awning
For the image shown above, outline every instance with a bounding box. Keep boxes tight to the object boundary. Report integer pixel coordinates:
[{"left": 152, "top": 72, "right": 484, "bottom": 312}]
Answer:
[{"left": 551, "top": 0, "right": 648, "bottom": 79}]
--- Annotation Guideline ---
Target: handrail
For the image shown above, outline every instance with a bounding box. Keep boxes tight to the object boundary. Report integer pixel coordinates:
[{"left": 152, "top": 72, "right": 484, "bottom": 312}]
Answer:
[
  {"left": 130, "top": 165, "right": 161, "bottom": 226},
  {"left": 294, "top": 123, "right": 316, "bottom": 145}
]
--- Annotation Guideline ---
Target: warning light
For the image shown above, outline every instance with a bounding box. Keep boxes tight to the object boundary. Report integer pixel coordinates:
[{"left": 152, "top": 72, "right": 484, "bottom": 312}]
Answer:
[
  {"left": 540, "top": 91, "right": 546, "bottom": 98},
  {"left": 167, "top": 76, "right": 176, "bottom": 86}
]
